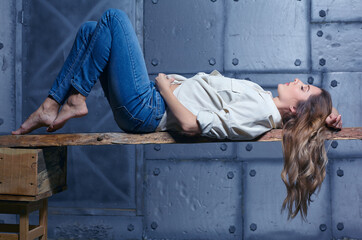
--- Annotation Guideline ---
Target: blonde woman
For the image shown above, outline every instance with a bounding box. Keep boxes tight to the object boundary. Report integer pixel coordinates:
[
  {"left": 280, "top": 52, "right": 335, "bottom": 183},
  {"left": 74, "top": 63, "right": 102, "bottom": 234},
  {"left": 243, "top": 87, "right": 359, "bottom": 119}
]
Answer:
[{"left": 13, "top": 9, "right": 342, "bottom": 219}]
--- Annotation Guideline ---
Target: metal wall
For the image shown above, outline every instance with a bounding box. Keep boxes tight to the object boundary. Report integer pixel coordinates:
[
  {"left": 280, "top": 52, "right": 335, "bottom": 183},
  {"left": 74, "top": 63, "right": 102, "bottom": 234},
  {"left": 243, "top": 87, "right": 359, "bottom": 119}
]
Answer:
[{"left": 0, "top": 0, "right": 361, "bottom": 239}]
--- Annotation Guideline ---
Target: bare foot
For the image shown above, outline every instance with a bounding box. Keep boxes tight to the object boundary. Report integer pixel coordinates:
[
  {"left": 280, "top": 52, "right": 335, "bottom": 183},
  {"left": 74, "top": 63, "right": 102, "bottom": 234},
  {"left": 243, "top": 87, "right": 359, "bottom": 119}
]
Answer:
[
  {"left": 12, "top": 97, "right": 60, "bottom": 135},
  {"left": 47, "top": 92, "right": 88, "bottom": 132}
]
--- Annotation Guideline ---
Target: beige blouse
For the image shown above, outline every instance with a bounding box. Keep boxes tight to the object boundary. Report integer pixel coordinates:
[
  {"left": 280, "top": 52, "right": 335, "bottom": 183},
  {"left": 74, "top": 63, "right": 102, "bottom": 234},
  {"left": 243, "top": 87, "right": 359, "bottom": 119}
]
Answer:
[{"left": 155, "top": 70, "right": 282, "bottom": 140}]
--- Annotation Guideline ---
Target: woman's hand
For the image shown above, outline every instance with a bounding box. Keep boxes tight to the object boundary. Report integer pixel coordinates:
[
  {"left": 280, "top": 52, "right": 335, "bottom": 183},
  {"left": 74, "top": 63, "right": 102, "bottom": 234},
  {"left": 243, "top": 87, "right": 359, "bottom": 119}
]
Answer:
[
  {"left": 325, "top": 113, "right": 342, "bottom": 129},
  {"left": 155, "top": 73, "right": 174, "bottom": 95}
]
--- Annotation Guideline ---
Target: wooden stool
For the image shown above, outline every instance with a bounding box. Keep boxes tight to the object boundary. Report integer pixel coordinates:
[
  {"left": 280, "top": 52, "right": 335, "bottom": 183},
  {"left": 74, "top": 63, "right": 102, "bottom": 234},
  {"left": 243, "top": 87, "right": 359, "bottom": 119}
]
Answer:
[
  {"left": 0, "top": 147, "right": 67, "bottom": 240},
  {"left": 0, "top": 198, "right": 48, "bottom": 240}
]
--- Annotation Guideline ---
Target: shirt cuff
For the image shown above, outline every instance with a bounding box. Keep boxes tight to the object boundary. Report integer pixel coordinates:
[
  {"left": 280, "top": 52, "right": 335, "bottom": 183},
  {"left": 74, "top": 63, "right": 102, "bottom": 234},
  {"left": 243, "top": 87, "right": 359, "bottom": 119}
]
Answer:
[{"left": 196, "top": 110, "right": 214, "bottom": 135}]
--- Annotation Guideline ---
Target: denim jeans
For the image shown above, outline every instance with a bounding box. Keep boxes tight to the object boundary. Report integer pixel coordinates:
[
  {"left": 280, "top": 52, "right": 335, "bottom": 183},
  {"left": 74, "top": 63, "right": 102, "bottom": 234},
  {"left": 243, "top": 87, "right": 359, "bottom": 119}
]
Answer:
[{"left": 49, "top": 8, "right": 166, "bottom": 133}]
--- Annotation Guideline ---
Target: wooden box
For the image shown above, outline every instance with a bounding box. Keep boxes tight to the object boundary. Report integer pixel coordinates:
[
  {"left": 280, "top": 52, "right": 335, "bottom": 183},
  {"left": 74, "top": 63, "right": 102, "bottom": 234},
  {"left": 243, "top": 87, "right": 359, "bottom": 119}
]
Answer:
[{"left": 0, "top": 147, "right": 67, "bottom": 200}]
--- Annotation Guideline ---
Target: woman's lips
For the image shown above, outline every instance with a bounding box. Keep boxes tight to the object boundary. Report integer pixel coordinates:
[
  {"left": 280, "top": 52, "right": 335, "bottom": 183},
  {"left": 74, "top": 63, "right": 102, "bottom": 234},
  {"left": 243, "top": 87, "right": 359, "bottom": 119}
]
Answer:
[{"left": 285, "top": 82, "right": 290, "bottom": 86}]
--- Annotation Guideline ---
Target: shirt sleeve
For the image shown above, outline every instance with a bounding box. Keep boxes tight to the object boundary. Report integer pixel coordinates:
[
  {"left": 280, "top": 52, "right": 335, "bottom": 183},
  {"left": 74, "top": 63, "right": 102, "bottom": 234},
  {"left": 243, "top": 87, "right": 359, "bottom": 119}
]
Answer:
[{"left": 196, "top": 108, "right": 272, "bottom": 140}]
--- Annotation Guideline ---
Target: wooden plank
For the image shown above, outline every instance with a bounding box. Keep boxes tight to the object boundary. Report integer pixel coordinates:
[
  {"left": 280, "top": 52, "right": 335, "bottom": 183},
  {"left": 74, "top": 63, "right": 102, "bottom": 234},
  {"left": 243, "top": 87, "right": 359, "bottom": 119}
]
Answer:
[
  {"left": 0, "top": 186, "right": 67, "bottom": 201},
  {"left": 37, "top": 147, "right": 67, "bottom": 196},
  {"left": 0, "top": 147, "right": 66, "bottom": 198},
  {"left": 0, "top": 149, "right": 37, "bottom": 196},
  {"left": 28, "top": 226, "right": 44, "bottom": 240},
  {"left": 0, "top": 128, "right": 361, "bottom": 147},
  {"left": 39, "top": 199, "right": 47, "bottom": 240},
  {"left": 0, "top": 233, "right": 18, "bottom": 240}
]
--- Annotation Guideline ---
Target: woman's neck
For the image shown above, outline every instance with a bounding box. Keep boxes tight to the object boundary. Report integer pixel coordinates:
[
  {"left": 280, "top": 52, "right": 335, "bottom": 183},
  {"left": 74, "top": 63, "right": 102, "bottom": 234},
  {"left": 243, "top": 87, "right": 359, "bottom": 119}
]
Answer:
[{"left": 273, "top": 96, "right": 288, "bottom": 117}]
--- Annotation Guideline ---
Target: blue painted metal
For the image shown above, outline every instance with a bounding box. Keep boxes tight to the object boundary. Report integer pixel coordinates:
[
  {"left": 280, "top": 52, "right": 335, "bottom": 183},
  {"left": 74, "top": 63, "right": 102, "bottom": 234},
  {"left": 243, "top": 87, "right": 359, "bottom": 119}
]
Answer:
[
  {"left": 311, "top": 23, "right": 362, "bottom": 71},
  {"left": 312, "top": 0, "right": 362, "bottom": 22},
  {"left": 144, "top": 159, "right": 243, "bottom": 239},
  {"left": 330, "top": 158, "right": 362, "bottom": 238},
  {"left": 224, "top": 0, "right": 309, "bottom": 72},
  {"left": 322, "top": 72, "right": 362, "bottom": 127},
  {"left": 0, "top": 0, "right": 18, "bottom": 133},
  {"left": 144, "top": 0, "right": 224, "bottom": 74},
  {"left": 0, "top": 0, "right": 360, "bottom": 239}
]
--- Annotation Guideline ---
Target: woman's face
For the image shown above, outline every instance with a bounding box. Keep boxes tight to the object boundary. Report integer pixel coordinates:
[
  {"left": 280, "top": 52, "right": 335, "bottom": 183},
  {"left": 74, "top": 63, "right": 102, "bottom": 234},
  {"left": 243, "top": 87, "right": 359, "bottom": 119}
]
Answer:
[{"left": 277, "top": 78, "right": 322, "bottom": 109}]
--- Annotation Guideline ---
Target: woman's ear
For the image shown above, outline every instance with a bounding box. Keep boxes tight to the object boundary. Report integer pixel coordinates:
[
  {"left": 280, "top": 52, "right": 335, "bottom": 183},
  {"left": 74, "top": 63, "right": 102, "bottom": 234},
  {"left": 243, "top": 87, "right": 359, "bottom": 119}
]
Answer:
[{"left": 289, "top": 105, "right": 297, "bottom": 114}]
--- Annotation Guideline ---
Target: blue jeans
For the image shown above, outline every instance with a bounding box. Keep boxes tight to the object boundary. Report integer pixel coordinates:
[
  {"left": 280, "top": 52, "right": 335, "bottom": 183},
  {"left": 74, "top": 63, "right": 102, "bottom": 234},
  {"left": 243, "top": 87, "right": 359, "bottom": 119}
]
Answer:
[{"left": 49, "top": 9, "right": 166, "bottom": 133}]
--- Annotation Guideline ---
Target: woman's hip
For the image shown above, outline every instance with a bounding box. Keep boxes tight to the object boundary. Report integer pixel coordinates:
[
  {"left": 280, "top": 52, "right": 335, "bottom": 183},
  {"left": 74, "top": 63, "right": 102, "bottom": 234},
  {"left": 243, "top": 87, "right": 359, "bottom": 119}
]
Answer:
[{"left": 112, "top": 82, "right": 166, "bottom": 133}]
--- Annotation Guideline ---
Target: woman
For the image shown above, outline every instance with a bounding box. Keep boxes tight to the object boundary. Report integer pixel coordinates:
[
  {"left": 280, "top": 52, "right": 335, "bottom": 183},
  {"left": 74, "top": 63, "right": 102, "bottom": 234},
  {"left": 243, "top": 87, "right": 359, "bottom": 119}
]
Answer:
[{"left": 12, "top": 9, "right": 342, "bottom": 219}]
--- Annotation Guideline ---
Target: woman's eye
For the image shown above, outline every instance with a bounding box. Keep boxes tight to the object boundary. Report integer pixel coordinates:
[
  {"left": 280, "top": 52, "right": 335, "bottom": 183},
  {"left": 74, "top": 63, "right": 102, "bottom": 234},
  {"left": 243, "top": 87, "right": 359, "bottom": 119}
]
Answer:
[{"left": 301, "top": 86, "right": 304, "bottom": 91}]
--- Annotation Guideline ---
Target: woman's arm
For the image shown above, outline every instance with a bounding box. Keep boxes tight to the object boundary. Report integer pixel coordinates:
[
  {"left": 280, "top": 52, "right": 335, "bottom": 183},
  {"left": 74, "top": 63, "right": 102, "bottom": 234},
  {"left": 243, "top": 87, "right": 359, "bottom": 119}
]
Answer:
[{"left": 155, "top": 73, "right": 201, "bottom": 136}]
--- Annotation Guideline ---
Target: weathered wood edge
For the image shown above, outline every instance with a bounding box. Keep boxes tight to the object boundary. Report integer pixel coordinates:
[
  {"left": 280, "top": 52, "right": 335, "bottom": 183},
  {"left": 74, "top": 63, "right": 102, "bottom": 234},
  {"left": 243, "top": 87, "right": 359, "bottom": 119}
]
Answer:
[{"left": 0, "top": 128, "right": 361, "bottom": 147}]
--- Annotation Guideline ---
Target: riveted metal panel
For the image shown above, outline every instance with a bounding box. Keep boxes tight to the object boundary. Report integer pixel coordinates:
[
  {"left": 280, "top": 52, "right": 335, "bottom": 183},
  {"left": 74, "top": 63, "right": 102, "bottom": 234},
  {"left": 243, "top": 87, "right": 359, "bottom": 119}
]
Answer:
[
  {"left": 326, "top": 140, "right": 362, "bottom": 159},
  {"left": 236, "top": 142, "right": 284, "bottom": 161},
  {"left": 45, "top": 214, "right": 142, "bottom": 239},
  {"left": 322, "top": 72, "right": 362, "bottom": 127},
  {"left": 144, "top": 142, "right": 236, "bottom": 160},
  {"left": 311, "top": 23, "right": 362, "bottom": 72},
  {"left": 0, "top": 0, "right": 18, "bottom": 133},
  {"left": 225, "top": 0, "right": 309, "bottom": 72},
  {"left": 144, "top": 0, "right": 224, "bottom": 74},
  {"left": 49, "top": 145, "right": 136, "bottom": 209},
  {"left": 330, "top": 158, "right": 362, "bottom": 239},
  {"left": 243, "top": 159, "right": 332, "bottom": 240},
  {"left": 312, "top": 0, "right": 362, "bottom": 23},
  {"left": 145, "top": 159, "right": 242, "bottom": 239}
]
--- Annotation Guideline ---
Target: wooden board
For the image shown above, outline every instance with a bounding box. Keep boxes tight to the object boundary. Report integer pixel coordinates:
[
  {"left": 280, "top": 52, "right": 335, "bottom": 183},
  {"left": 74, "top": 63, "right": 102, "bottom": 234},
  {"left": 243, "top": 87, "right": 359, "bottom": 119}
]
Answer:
[
  {"left": 0, "top": 147, "right": 67, "bottom": 198},
  {"left": 0, "top": 128, "right": 361, "bottom": 147}
]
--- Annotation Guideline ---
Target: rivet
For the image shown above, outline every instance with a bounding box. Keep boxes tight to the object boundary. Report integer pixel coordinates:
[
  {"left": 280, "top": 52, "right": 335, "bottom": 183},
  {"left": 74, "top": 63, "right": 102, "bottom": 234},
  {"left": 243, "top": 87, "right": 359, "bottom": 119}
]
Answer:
[
  {"left": 233, "top": 0, "right": 239, "bottom": 2},
  {"left": 245, "top": 77, "right": 251, "bottom": 81},
  {"left": 232, "top": 58, "right": 239, "bottom": 66},
  {"left": 331, "top": 80, "right": 338, "bottom": 87},
  {"left": 153, "top": 168, "right": 160, "bottom": 176},
  {"left": 209, "top": 58, "right": 216, "bottom": 66},
  {"left": 227, "top": 171, "right": 234, "bottom": 179},
  {"left": 127, "top": 224, "right": 134, "bottom": 231},
  {"left": 319, "top": 58, "right": 326, "bottom": 66},
  {"left": 154, "top": 144, "right": 161, "bottom": 151},
  {"left": 211, "top": 0, "right": 217, "bottom": 2},
  {"left": 0, "top": 118, "right": 3, "bottom": 126},
  {"left": 229, "top": 225, "right": 236, "bottom": 233},
  {"left": 151, "top": 221, "right": 158, "bottom": 230},
  {"left": 152, "top": 0, "right": 158, "bottom": 4},
  {"left": 97, "top": 136, "right": 103, "bottom": 141},
  {"left": 0, "top": 43, "right": 3, "bottom": 50},
  {"left": 336, "top": 169, "right": 344, "bottom": 177},
  {"left": 0, "top": 182, "right": 2, "bottom": 184},
  {"left": 249, "top": 169, "right": 256, "bottom": 177},
  {"left": 336, "top": 222, "right": 344, "bottom": 231},
  {"left": 250, "top": 223, "right": 257, "bottom": 231},
  {"left": 245, "top": 144, "right": 253, "bottom": 152},
  {"left": 220, "top": 143, "right": 227, "bottom": 151},
  {"left": 331, "top": 140, "right": 338, "bottom": 148},
  {"left": 307, "top": 77, "right": 314, "bottom": 84},
  {"left": 151, "top": 58, "right": 159, "bottom": 66},
  {"left": 319, "top": 10, "right": 326, "bottom": 18},
  {"left": 294, "top": 59, "right": 301, "bottom": 66},
  {"left": 317, "top": 30, "right": 323, "bottom": 37},
  {"left": 319, "top": 224, "right": 327, "bottom": 231}
]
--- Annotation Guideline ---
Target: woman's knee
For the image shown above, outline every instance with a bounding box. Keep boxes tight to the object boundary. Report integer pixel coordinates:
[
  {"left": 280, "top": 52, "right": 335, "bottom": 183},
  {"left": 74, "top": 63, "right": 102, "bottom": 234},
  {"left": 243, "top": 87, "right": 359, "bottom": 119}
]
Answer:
[
  {"left": 102, "top": 8, "right": 129, "bottom": 23},
  {"left": 78, "top": 21, "right": 97, "bottom": 41}
]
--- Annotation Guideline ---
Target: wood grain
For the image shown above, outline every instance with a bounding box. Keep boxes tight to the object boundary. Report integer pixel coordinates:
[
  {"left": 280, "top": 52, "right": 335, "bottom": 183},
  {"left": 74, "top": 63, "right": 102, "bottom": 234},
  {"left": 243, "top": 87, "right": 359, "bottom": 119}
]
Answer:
[
  {"left": 0, "top": 147, "right": 67, "bottom": 198},
  {"left": 0, "top": 128, "right": 361, "bottom": 147}
]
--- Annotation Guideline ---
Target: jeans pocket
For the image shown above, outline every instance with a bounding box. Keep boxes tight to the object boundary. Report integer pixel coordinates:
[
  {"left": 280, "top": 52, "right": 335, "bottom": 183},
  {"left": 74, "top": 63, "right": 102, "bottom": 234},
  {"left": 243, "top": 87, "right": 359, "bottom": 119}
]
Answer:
[{"left": 112, "top": 106, "right": 144, "bottom": 132}]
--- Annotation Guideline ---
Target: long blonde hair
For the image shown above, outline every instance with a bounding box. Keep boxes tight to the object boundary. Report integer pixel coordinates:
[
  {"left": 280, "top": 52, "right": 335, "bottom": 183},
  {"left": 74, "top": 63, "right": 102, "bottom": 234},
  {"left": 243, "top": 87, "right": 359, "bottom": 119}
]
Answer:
[{"left": 281, "top": 89, "right": 332, "bottom": 220}]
